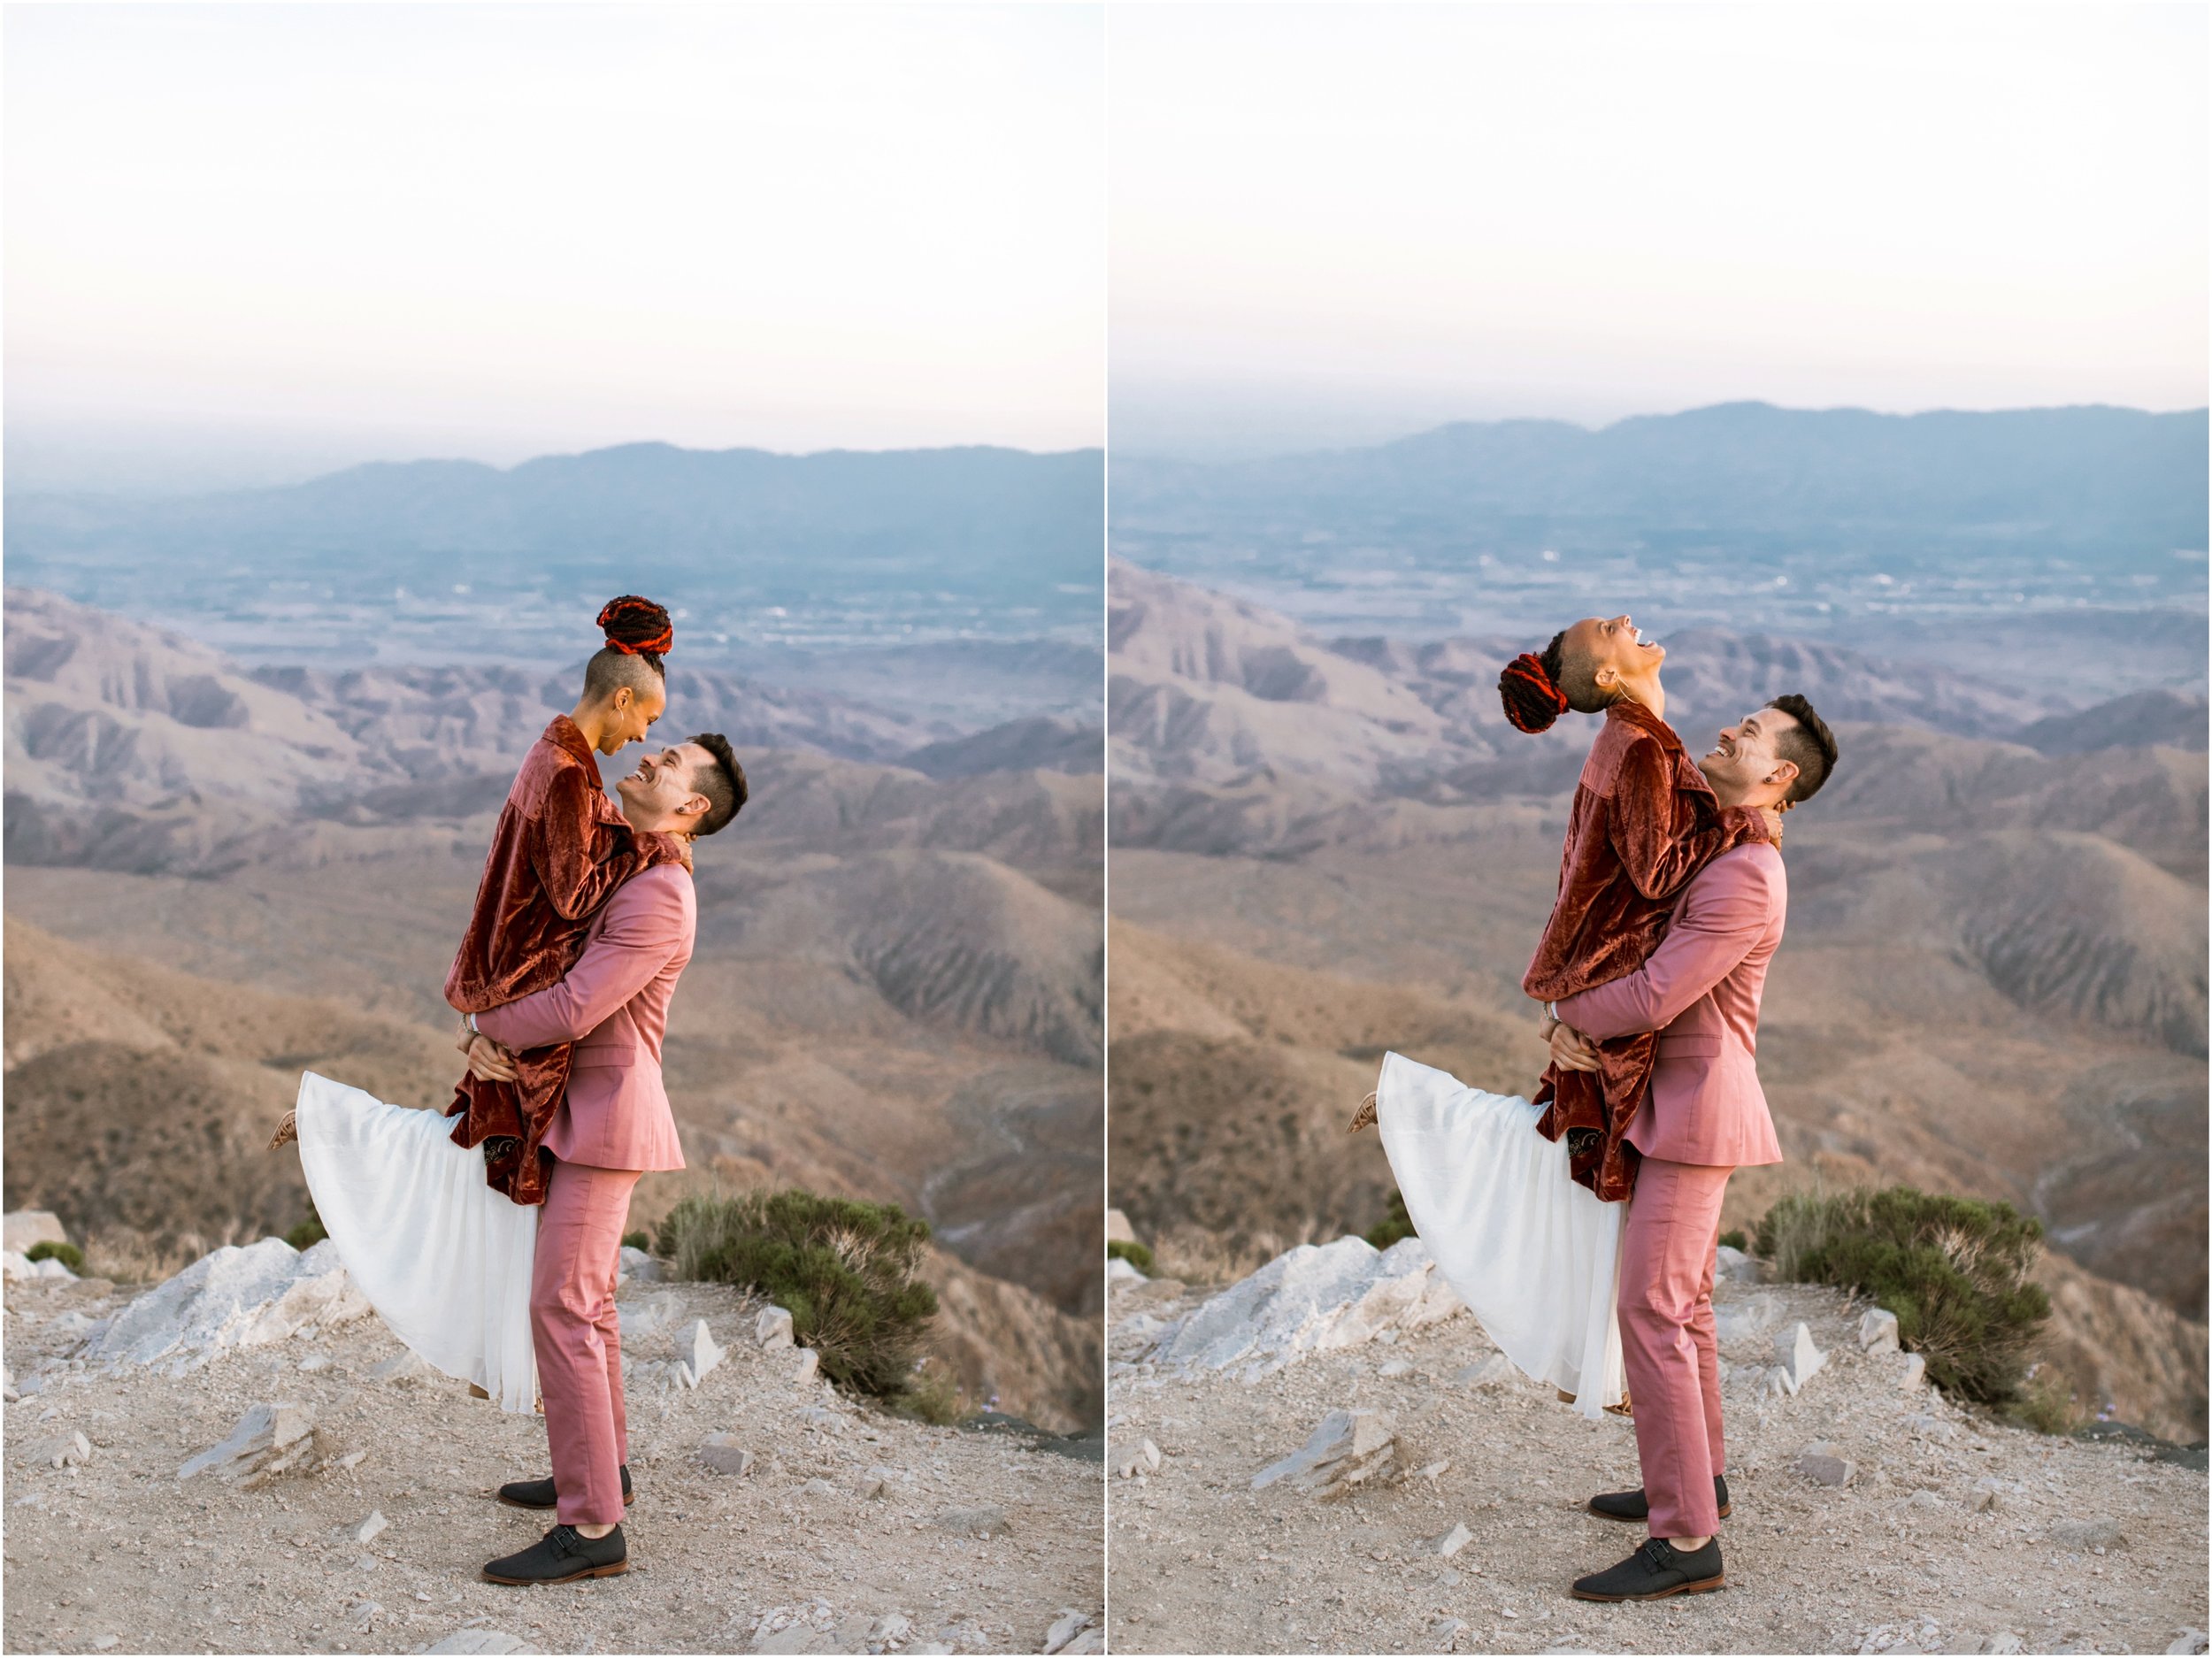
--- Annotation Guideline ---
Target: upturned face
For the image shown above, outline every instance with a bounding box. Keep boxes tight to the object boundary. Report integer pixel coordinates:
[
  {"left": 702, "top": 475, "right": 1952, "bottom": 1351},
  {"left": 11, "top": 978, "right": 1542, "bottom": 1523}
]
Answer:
[
  {"left": 617, "top": 740, "right": 711, "bottom": 833},
  {"left": 1700, "top": 705, "right": 1801, "bottom": 808},
  {"left": 1563, "top": 613, "right": 1664, "bottom": 694},
  {"left": 595, "top": 679, "right": 667, "bottom": 754}
]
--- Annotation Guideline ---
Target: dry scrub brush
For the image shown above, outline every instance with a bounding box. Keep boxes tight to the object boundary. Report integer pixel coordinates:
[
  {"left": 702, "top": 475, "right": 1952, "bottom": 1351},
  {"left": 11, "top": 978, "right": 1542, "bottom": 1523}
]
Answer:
[
  {"left": 656, "top": 1187, "right": 941, "bottom": 1403},
  {"left": 1756, "top": 1185, "right": 2052, "bottom": 1409}
]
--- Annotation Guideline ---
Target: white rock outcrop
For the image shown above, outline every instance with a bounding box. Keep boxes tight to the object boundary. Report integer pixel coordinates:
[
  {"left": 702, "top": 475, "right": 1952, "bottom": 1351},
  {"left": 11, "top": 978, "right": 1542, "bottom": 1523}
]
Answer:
[
  {"left": 1858, "top": 1308, "right": 1901, "bottom": 1354},
  {"left": 1042, "top": 1609, "right": 1095, "bottom": 1654},
  {"left": 1251, "top": 1408, "right": 1397, "bottom": 1497},
  {"left": 699, "top": 1432, "right": 755, "bottom": 1476},
  {"left": 179, "top": 1401, "right": 316, "bottom": 1482},
  {"left": 1773, "top": 1321, "right": 1827, "bottom": 1393},
  {"left": 680, "top": 1318, "right": 726, "bottom": 1386},
  {"left": 1714, "top": 1244, "right": 1759, "bottom": 1283},
  {"left": 756, "top": 1306, "right": 796, "bottom": 1350},
  {"left": 92, "top": 1239, "right": 369, "bottom": 1376},
  {"left": 1154, "top": 1236, "right": 1463, "bottom": 1378},
  {"left": 1796, "top": 1444, "right": 1855, "bottom": 1486},
  {"left": 2, "top": 1251, "right": 77, "bottom": 1283},
  {"left": 3, "top": 1211, "right": 70, "bottom": 1255},
  {"left": 20, "top": 1430, "right": 91, "bottom": 1470}
]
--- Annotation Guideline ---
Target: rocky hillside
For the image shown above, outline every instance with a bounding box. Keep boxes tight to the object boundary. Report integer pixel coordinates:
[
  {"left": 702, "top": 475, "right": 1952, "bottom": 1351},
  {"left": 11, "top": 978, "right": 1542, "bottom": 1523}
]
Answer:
[
  {"left": 1104, "top": 560, "right": 2202, "bottom": 801},
  {"left": 1103, "top": 1230, "right": 2208, "bottom": 1655},
  {"left": 2, "top": 1230, "right": 1101, "bottom": 1655},
  {"left": 4, "top": 587, "right": 1103, "bottom": 878}
]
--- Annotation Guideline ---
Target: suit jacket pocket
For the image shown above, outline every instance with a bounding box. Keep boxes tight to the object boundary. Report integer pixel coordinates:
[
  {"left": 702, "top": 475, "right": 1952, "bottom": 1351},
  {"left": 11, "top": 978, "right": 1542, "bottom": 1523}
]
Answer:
[
  {"left": 1655, "top": 1032, "right": 1724, "bottom": 1059},
  {"left": 572, "top": 1046, "right": 638, "bottom": 1070}
]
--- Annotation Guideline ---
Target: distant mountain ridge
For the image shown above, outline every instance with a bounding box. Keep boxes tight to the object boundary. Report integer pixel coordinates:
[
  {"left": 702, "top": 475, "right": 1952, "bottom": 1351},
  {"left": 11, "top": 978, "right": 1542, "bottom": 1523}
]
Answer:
[
  {"left": 4, "top": 441, "right": 1106, "bottom": 667},
  {"left": 1116, "top": 402, "right": 2208, "bottom": 556},
  {"left": 10, "top": 440, "right": 1103, "bottom": 577}
]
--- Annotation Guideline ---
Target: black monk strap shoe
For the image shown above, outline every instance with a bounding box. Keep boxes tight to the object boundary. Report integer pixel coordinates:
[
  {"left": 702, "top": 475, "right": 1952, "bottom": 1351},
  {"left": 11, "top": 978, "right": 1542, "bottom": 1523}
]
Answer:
[
  {"left": 481, "top": 1523, "right": 629, "bottom": 1585},
  {"left": 497, "top": 1462, "right": 634, "bottom": 1509},
  {"left": 1587, "top": 1471, "right": 1730, "bottom": 1523},
  {"left": 1571, "top": 1536, "right": 1725, "bottom": 1602}
]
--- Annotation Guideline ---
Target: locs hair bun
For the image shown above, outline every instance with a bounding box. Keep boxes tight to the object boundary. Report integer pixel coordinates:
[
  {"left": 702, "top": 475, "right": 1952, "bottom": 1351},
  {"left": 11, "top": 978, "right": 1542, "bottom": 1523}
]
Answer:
[
  {"left": 1499, "top": 651, "right": 1570, "bottom": 735},
  {"left": 598, "top": 595, "right": 672, "bottom": 656}
]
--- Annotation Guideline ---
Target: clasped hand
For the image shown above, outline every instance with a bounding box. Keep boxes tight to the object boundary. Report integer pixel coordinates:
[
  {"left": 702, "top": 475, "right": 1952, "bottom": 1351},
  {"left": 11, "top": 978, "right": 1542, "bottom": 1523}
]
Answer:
[
  {"left": 1535, "top": 1008, "right": 1602, "bottom": 1073},
  {"left": 454, "top": 1019, "right": 520, "bottom": 1083}
]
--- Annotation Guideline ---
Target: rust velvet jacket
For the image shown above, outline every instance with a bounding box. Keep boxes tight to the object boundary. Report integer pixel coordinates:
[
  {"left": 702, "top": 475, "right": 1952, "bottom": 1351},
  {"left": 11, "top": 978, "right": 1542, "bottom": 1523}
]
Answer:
[
  {"left": 1523, "top": 699, "right": 1768, "bottom": 1202},
  {"left": 443, "top": 716, "right": 683, "bottom": 1205}
]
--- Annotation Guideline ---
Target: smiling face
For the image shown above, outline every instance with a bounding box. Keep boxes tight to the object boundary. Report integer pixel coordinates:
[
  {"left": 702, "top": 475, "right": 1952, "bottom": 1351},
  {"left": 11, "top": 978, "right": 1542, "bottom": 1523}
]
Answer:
[
  {"left": 1698, "top": 705, "right": 1803, "bottom": 810},
  {"left": 592, "top": 679, "right": 666, "bottom": 755},
  {"left": 1560, "top": 613, "right": 1665, "bottom": 706},
  {"left": 616, "top": 741, "right": 713, "bottom": 834}
]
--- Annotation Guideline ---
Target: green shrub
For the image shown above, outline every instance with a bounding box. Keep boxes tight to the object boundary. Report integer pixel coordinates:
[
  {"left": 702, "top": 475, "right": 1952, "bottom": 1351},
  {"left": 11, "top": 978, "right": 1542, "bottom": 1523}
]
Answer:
[
  {"left": 621, "top": 1231, "right": 650, "bottom": 1252},
  {"left": 1365, "top": 1191, "right": 1416, "bottom": 1251},
  {"left": 1754, "top": 1186, "right": 2050, "bottom": 1406},
  {"left": 657, "top": 1188, "right": 940, "bottom": 1401},
  {"left": 889, "top": 1357, "right": 969, "bottom": 1426},
  {"left": 1717, "top": 1229, "right": 1747, "bottom": 1253},
  {"left": 24, "top": 1240, "right": 83, "bottom": 1273},
  {"left": 2004, "top": 1363, "right": 2085, "bottom": 1436},
  {"left": 285, "top": 1198, "right": 327, "bottom": 1253},
  {"left": 1106, "top": 1240, "right": 1155, "bottom": 1275}
]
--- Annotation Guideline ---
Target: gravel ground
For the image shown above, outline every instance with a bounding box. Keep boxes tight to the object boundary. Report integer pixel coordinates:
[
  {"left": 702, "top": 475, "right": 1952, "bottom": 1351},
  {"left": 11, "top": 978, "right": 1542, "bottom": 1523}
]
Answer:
[
  {"left": 4, "top": 1272, "right": 1102, "bottom": 1655},
  {"left": 1106, "top": 1268, "right": 2208, "bottom": 1655}
]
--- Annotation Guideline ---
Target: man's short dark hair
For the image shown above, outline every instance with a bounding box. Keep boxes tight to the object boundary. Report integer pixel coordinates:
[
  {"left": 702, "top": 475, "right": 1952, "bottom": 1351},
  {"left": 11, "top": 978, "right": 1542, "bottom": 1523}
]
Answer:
[
  {"left": 1766, "top": 694, "right": 1837, "bottom": 803},
  {"left": 687, "top": 732, "right": 747, "bottom": 835},
  {"left": 582, "top": 646, "right": 665, "bottom": 703}
]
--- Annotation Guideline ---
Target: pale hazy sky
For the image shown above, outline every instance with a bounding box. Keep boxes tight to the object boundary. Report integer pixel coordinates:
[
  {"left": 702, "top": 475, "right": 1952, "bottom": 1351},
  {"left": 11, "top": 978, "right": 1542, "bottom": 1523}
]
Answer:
[
  {"left": 1111, "top": 4, "right": 2209, "bottom": 457},
  {"left": 5, "top": 4, "right": 1103, "bottom": 489}
]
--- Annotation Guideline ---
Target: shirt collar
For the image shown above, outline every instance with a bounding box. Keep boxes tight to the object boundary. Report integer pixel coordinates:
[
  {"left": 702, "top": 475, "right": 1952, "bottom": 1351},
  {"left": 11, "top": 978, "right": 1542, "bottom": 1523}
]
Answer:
[{"left": 543, "top": 715, "right": 599, "bottom": 771}]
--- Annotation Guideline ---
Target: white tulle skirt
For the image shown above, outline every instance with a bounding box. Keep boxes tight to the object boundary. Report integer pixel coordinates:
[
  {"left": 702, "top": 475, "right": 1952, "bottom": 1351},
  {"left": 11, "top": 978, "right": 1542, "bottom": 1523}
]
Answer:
[
  {"left": 293, "top": 1071, "right": 540, "bottom": 1413},
  {"left": 1373, "top": 1050, "right": 1626, "bottom": 1418}
]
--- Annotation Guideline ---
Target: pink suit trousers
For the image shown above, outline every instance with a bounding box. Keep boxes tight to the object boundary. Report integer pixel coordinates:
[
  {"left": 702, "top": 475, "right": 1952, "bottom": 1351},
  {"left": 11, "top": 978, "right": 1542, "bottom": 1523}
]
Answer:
[
  {"left": 530, "top": 1159, "right": 641, "bottom": 1526},
  {"left": 1617, "top": 1155, "right": 1732, "bottom": 1539}
]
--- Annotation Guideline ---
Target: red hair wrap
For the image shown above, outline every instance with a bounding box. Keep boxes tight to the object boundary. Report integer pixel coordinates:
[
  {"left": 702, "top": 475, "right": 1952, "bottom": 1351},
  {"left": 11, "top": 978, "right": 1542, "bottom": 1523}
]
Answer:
[
  {"left": 598, "top": 595, "right": 672, "bottom": 656},
  {"left": 1500, "top": 651, "right": 1571, "bottom": 734}
]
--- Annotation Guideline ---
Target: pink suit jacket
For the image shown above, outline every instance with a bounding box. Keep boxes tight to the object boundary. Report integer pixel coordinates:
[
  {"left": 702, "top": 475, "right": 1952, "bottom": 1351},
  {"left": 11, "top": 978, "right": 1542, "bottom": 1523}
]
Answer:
[
  {"left": 1554, "top": 841, "right": 1786, "bottom": 1170},
  {"left": 474, "top": 862, "right": 694, "bottom": 1175}
]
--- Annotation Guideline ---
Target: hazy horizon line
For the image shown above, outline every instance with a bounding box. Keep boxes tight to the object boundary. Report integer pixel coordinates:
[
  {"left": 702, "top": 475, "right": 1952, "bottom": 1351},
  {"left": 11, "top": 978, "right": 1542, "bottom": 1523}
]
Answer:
[
  {"left": 1110, "top": 392, "right": 2210, "bottom": 465},
  {"left": 1, "top": 430, "right": 1109, "bottom": 501},
  {"left": 16, "top": 395, "right": 2204, "bottom": 498}
]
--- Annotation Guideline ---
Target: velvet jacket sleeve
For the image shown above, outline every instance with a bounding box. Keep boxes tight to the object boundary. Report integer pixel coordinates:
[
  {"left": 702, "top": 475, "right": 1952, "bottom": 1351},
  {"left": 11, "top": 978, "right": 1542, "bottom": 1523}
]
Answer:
[
  {"left": 530, "top": 762, "right": 685, "bottom": 922},
  {"left": 1553, "top": 852, "right": 1778, "bottom": 1040},
  {"left": 1609, "top": 734, "right": 1767, "bottom": 902},
  {"left": 474, "top": 869, "right": 691, "bottom": 1049}
]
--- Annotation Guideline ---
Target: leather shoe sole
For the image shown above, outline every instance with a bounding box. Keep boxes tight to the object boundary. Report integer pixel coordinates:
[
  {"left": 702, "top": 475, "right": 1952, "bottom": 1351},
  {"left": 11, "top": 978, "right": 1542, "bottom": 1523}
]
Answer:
[
  {"left": 480, "top": 1557, "right": 630, "bottom": 1586},
  {"left": 1571, "top": 1571, "right": 1726, "bottom": 1602}
]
